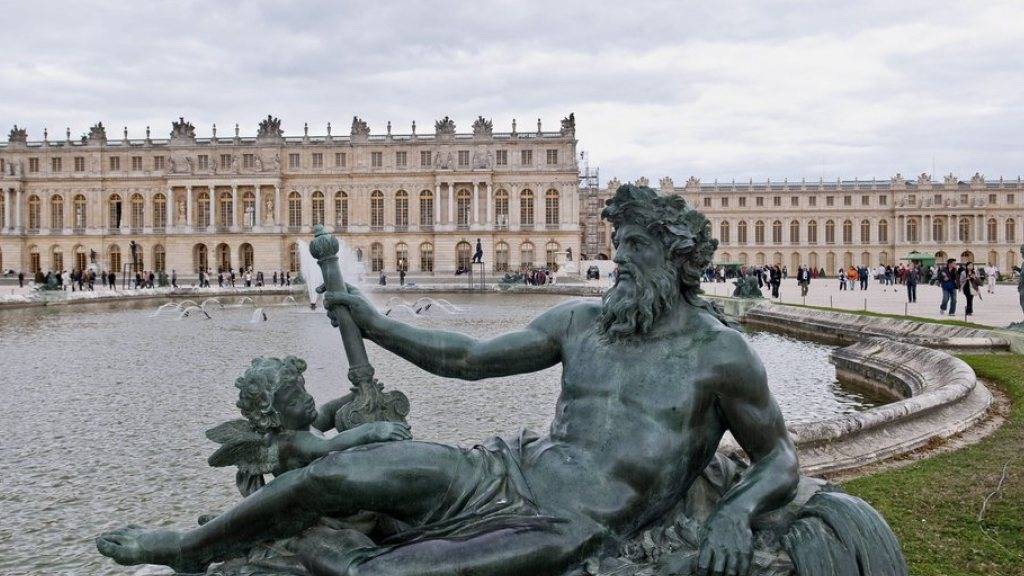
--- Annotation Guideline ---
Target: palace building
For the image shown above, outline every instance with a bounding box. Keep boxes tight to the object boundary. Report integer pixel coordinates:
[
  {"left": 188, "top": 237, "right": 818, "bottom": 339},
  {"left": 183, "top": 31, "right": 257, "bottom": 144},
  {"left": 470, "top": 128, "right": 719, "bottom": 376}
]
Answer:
[
  {"left": 582, "top": 174, "right": 1024, "bottom": 272},
  {"left": 0, "top": 114, "right": 581, "bottom": 278}
]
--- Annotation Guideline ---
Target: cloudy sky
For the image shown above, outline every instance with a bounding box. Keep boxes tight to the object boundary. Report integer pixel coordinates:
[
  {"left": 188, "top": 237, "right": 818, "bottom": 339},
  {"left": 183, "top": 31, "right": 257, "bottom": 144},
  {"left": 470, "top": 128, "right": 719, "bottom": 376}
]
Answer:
[{"left": 2, "top": 0, "right": 1022, "bottom": 184}]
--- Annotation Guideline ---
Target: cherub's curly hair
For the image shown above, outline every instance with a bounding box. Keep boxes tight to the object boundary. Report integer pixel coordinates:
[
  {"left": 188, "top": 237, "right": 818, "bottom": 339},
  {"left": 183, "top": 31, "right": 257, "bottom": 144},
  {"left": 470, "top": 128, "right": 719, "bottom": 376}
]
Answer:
[
  {"left": 235, "top": 356, "right": 308, "bottom": 433},
  {"left": 601, "top": 184, "right": 730, "bottom": 325}
]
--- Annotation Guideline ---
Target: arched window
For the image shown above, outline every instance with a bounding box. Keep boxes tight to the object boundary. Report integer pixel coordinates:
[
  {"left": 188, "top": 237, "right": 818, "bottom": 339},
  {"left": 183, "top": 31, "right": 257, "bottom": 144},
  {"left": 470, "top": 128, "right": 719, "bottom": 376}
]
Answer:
[
  {"left": 520, "top": 242, "right": 535, "bottom": 269},
  {"left": 196, "top": 191, "right": 211, "bottom": 228},
  {"left": 788, "top": 220, "right": 800, "bottom": 244},
  {"left": 860, "top": 220, "right": 870, "bottom": 244},
  {"left": 1008, "top": 250, "right": 1018, "bottom": 271},
  {"left": 1006, "top": 219, "right": 1017, "bottom": 243},
  {"left": 73, "top": 245, "right": 86, "bottom": 271},
  {"left": 738, "top": 252, "right": 748, "bottom": 265},
  {"left": 242, "top": 190, "right": 256, "bottom": 228},
  {"left": 395, "top": 190, "right": 408, "bottom": 228},
  {"left": 311, "top": 191, "right": 325, "bottom": 226},
  {"left": 807, "top": 220, "right": 818, "bottom": 244},
  {"left": 546, "top": 241, "right": 560, "bottom": 270},
  {"left": 754, "top": 220, "right": 765, "bottom": 245},
  {"left": 419, "top": 242, "right": 434, "bottom": 272},
  {"left": 27, "top": 195, "right": 41, "bottom": 230},
  {"left": 987, "top": 218, "right": 998, "bottom": 243},
  {"left": 239, "top": 243, "right": 254, "bottom": 270},
  {"left": 154, "top": 244, "right": 166, "bottom": 272},
  {"left": 109, "top": 244, "right": 122, "bottom": 273},
  {"left": 0, "top": 193, "right": 4, "bottom": 228},
  {"left": 771, "top": 220, "right": 782, "bottom": 244},
  {"left": 520, "top": 189, "right": 535, "bottom": 226},
  {"left": 131, "top": 193, "right": 145, "bottom": 230},
  {"left": 809, "top": 252, "right": 819, "bottom": 269},
  {"left": 335, "top": 191, "right": 349, "bottom": 228},
  {"left": 545, "top": 189, "right": 560, "bottom": 226},
  {"left": 933, "top": 218, "right": 945, "bottom": 242},
  {"left": 843, "top": 252, "right": 853, "bottom": 267},
  {"left": 153, "top": 193, "right": 167, "bottom": 229},
  {"left": 772, "top": 252, "right": 783, "bottom": 265},
  {"left": 288, "top": 242, "right": 300, "bottom": 272},
  {"left": 370, "top": 242, "right": 384, "bottom": 272},
  {"left": 456, "top": 189, "right": 471, "bottom": 228},
  {"left": 288, "top": 191, "right": 302, "bottom": 228},
  {"left": 52, "top": 245, "right": 64, "bottom": 271},
  {"left": 861, "top": 251, "right": 871, "bottom": 266},
  {"left": 29, "top": 245, "right": 41, "bottom": 274},
  {"left": 456, "top": 241, "right": 472, "bottom": 269},
  {"left": 493, "top": 189, "right": 509, "bottom": 227},
  {"left": 108, "top": 193, "right": 123, "bottom": 229},
  {"left": 50, "top": 194, "right": 64, "bottom": 230},
  {"left": 217, "top": 191, "right": 232, "bottom": 227},
  {"left": 825, "top": 220, "right": 836, "bottom": 244},
  {"left": 719, "top": 221, "right": 730, "bottom": 244},
  {"left": 755, "top": 252, "right": 765, "bottom": 266},
  {"left": 907, "top": 218, "right": 919, "bottom": 243},
  {"left": 395, "top": 242, "right": 409, "bottom": 272},
  {"left": 842, "top": 220, "right": 853, "bottom": 244},
  {"left": 958, "top": 216, "right": 971, "bottom": 242},
  {"left": 737, "top": 221, "right": 748, "bottom": 244},
  {"left": 370, "top": 191, "right": 384, "bottom": 228},
  {"left": 826, "top": 252, "right": 836, "bottom": 272},
  {"left": 193, "top": 244, "right": 208, "bottom": 273},
  {"left": 879, "top": 251, "right": 888, "bottom": 266},
  {"left": 418, "top": 190, "right": 432, "bottom": 226},
  {"left": 217, "top": 243, "right": 231, "bottom": 272},
  {"left": 73, "top": 194, "right": 87, "bottom": 229},
  {"left": 878, "top": 220, "right": 889, "bottom": 243},
  {"left": 495, "top": 241, "right": 509, "bottom": 272}
]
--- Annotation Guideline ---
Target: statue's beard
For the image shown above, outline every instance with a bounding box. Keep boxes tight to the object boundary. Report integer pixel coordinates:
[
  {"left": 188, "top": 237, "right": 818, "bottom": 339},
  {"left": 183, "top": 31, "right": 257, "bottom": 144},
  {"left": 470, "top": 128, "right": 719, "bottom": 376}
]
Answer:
[{"left": 598, "top": 262, "right": 680, "bottom": 342}]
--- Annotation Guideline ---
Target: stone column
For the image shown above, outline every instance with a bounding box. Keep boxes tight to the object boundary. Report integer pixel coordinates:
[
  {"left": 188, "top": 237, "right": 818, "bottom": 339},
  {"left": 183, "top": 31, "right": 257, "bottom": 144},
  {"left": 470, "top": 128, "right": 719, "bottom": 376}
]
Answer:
[
  {"left": 186, "top": 186, "right": 193, "bottom": 228},
  {"left": 448, "top": 182, "right": 455, "bottom": 225},
  {"left": 275, "top": 186, "right": 282, "bottom": 228},
  {"left": 486, "top": 183, "right": 493, "bottom": 225},
  {"left": 231, "top": 185, "right": 239, "bottom": 229},
  {"left": 3, "top": 189, "right": 9, "bottom": 229},
  {"left": 472, "top": 182, "right": 479, "bottom": 226},
  {"left": 254, "top": 186, "right": 262, "bottom": 229},
  {"left": 15, "top": 189, "right": 22, "bottom": 229},
  {"left": 434, "top": 184, "right": 441, "bottom": 225}
]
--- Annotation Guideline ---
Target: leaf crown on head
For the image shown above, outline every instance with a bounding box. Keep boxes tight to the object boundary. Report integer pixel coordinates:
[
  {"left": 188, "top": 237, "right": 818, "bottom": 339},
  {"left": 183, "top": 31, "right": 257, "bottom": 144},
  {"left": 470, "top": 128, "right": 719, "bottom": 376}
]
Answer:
[{"left": 235, "top": 356, "right": 308, "bottom": 433}]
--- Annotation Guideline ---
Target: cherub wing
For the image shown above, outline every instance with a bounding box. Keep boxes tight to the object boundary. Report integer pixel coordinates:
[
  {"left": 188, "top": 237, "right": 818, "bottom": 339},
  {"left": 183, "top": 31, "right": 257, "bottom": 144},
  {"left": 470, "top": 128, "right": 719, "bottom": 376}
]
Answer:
[{"left": 205, "top": 419, "right": 277, "bottom": 474}]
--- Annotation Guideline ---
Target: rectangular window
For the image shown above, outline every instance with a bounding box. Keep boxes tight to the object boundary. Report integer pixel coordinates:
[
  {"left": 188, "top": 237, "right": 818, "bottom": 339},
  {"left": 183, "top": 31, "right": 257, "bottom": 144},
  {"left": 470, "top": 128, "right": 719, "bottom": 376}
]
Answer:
[
  {"left": 790, "top": 196, "right": 799, "bottom": 206},
  {"left": 720, "top": 197, "right": 729, "bottom": 208},
  {"left": 772, "top": 196, "right": 781, "bottom": 207},
  {"left": 131, "top": 156, "right": 143, "bottom": 171},
  {"left": 843, "top": 195, "right": 851, "bottom": 206},
  {"left": 420, "top": 151, "right": 431, "bottom": 166},
  {"left": 546, "top": 149, "right": 558, "bottom": 165},
  {"left": 1009, "top": 194, "right": 1016, "bottom": 204},
  {"left": 755, "top": 196, "right": 764, "bottom": 207},
  {"left": 738, "top": 197, "right": 747, "bottom": 207},
  {"left": 396, "top": 151, "right": 407, "bottom": 167},
  {"left": 288, "top": 153, "right": 300, "bottom": 169},
  {"left": 989, "top": 194, "right": 997, "bottom": 204},
  {"left": 243, "top": 154, "right": 255, "bottom": 169},
  {"left": 703, "top": 197, "right": 711, "bottom": 208},
  {"left": 934, "top": 194, "right": 943, "bottom": 205},
  {"left": 496, "top": 150, "right": 508, "bottom": 166},
  {"left": 75, "top": 157, "right": 86, "bottom": 172},
  {"left": 826, "top": 196, "right": 834, "bottom": 207},
  {"left": 29, "top": 158, "right": 40, "bottom": 172},
  {"left": 371, "top": 151, "right": 382, "bottom": 168},
  {"left": 220, "top": 154, "right": 232, "bottom": 168},
  {"left": 51, "top": 157, "right": 62, "bottom": 172},
  {"left": 109, "top": 156, "right": 120, "bottom": 171},
  {"left": 521, "top": 149, "right": 533, "bottom": 166},
  {"left": 861, "top": 195, "right": 870, "bottom": 206},
  {"left": 907, "top": 194, "right": 916, "bottom": 204},
  {"left": 879, "top": 195, "right": 887, "bottom": 205},
  {"left": 335, "top": 152, "right": 346, "bottom": 167},
  {"left": 960, "top": 194, "right": 968, "bottom": 205},
  {"left": 197, "top": 155, "right": 209, "bottom": 170},
  {"left": 808, "top": 196, "right": 817, "bottom": 206},
  {"left": 458, "top": 150, "right": 469, "bottom": 166},
  {"left": 312, "top": 153, "right": 323, "bottom": 168},
  {"left": 153, "top": 156, "right": 164, "bottom": 170}
]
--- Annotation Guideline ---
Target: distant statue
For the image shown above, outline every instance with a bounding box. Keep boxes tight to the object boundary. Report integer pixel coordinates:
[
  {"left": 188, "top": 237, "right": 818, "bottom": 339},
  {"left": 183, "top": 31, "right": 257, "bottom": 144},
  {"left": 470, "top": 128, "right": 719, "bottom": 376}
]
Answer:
[
  {"left": 269, "top": 153, "right": 280, "bottom": 171},
  {"left": 1012, "top": 244, "right": 1024, "bottom": 331},
  {"left": 566, "top": 246, "right": 573, "bottom": 261},
  {"left": 264, "top": 198, "right": 275, "bottom": 225},
  {"left": 732, "top": 268, "right": 764, "bottom": 299},
  {"left": 167, "top": 156, "right": 178, "bottom": 173},
  {"left": 176, "top": 200, "right": 186, "bottom": 224},
  {"left": 89, "top": 249, "right": 97, "bottom": 264},
  {"left": 98, "top": 184, "right": 905, "bottom": 576}
]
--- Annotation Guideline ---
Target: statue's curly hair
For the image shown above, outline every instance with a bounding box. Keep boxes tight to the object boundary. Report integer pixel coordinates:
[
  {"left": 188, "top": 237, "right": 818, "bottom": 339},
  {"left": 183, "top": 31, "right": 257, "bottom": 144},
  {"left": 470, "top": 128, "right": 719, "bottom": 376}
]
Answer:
[
  {"left": 601, "top": 184, "right": 730, "bottom": 325},
  {"left": 235, "top": 356, "right": 308, "bottom": 433}
]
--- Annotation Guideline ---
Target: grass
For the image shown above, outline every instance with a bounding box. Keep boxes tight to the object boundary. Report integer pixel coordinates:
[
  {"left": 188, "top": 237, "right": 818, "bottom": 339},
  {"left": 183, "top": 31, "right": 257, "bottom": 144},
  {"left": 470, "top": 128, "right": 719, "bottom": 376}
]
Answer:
[{"left": 842, "top": 354, "right": 1024, "bottom": 575}]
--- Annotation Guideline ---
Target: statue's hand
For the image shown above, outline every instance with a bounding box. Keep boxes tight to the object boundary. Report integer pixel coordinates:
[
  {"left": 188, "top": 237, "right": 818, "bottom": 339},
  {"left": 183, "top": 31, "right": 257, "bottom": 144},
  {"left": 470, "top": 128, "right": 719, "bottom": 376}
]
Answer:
[
  {"left": 697, "top": 512, "right": 753, "bottom": 576},
  {"left": 350, "top": 421, "right": 412, "bottom": 445},
  {"left": 323, "top": 283, "right": 380, "bottom": 331}
]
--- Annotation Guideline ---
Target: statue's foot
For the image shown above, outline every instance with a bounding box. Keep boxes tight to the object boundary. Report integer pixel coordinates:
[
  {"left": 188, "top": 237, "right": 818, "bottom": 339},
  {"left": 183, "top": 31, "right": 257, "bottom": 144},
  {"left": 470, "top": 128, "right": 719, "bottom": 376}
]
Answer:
[{"left": 96, "top": 525, "right": 203, "bottom": 572}]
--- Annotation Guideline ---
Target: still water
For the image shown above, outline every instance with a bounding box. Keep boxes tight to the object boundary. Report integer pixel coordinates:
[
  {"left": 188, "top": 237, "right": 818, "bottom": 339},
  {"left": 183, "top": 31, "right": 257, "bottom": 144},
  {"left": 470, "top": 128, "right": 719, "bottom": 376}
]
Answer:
[{"left": 0, "top": 292, "right": 875, "bottom": 575}]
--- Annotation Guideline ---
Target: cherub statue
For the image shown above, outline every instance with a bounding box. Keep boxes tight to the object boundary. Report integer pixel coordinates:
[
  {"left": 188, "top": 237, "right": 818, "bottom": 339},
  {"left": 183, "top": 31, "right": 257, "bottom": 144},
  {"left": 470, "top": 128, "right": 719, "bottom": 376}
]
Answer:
[{"left": 205, "top": 356, "right": 411, "bottom": 496}]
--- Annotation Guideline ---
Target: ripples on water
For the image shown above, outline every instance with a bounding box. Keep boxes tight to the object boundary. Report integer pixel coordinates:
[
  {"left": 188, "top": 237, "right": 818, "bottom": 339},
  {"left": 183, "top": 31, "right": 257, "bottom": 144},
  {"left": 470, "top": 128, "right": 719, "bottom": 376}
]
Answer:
[{"left": 0, "top": 292, "right": 876, "bottom": 575}]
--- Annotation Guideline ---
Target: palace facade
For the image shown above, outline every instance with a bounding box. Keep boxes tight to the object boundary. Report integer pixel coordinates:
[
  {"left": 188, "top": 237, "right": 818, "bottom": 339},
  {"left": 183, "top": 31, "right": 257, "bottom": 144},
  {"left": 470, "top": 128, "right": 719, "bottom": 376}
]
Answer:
[
  {"left": 0, "top": 115, "right": 581, "bottom": 278},
  {"left": 582, "top": 174, "right": 1024, "bottom": 272}
]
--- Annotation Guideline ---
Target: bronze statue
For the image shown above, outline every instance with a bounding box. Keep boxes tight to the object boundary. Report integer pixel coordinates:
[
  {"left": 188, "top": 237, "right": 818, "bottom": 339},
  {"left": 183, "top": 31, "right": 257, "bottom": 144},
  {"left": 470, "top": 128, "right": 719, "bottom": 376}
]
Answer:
[{"left": 97, "top": 185, "right": 904, "bottom": 576}]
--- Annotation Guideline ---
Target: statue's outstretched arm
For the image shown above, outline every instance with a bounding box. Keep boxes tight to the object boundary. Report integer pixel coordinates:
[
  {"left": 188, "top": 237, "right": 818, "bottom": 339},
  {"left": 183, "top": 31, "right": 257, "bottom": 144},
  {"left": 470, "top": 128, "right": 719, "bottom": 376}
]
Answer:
[{"left": 325, "top": 286, "right": 565, "bottom": 380}]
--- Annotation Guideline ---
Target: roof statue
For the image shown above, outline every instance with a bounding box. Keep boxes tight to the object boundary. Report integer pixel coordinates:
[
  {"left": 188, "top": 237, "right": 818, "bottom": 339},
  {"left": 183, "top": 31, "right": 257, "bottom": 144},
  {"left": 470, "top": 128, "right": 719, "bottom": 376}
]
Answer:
[
  {"left": 685, "top": 176, "right": 701, "bottom": 188},
  {"left": 560, "top": 112, "right": 575, "bottom": 136},
  {"left": 170, "top": 117, "right": 196, "bottom": 141},
  {"left": 635, "top": 176, "right": 650, "bottom": 187},
  {"left": 659, "top": 176, "right": 675, "bottom": 191},
  {"left": 607, "top": 177, "right": 622, "bottom": 191},
  {"left": 472, "top": 116, "right": 493, "bottom": 137},
  {"left": 8, "top": 125, "right": 28, "bottom": 144},
  {"left": 350, "top": 116, "right": 370, "bottom": 138},
  {"left": 917, "top": 172, "right": 931, "bottom": 184},
  {"left": 944, "top": 173, "right": 959, "bottom": 186},
  {"left": 88, "top": 122, "right": 107, "bottom": 143},
  {"left": 435, "top": 116, "right": 456, "bottom": 136},
  {"left": 971, "top": 172, "right": 985, "bottom": 184},
  {"left": 257, "top": 115, "right": 283, "bottom": 140}
]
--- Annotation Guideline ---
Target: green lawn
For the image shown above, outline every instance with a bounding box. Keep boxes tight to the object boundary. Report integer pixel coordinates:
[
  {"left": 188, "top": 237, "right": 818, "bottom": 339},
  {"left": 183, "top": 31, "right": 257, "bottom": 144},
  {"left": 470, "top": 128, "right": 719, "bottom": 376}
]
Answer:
[{"left": 842, "top": 354, "right": 1024, "bottom": 575}]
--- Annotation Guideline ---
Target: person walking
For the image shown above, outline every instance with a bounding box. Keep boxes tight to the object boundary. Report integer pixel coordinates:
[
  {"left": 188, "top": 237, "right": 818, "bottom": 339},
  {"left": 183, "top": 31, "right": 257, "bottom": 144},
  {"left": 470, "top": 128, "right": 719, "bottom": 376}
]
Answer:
[
  {"left": 108, "top": 271, "right": 117, "bottom": 290},
  {"left": 399, "top": 269, "right": 406, "bottom": 286},
  {"left": 770, "top": 264, "right": 782, "bottom": 298},
  {"left": 962, "top": 263, "right": 980, "bottom": 316},
  {"left": 838, "top": 267, "right": 846, "bottom": 291},
  {"left": 938, "top": 259, "right": 959, "bottom": 316},
  {"left": 171, "top": 269, "right": 178, "bottom": 288},
  {"left": 797, "top": 265, "right": 811, "bottom": 297},
  {"left": 906, "top": 264, "right": 920, "bottom": 303},
  {"left": 985, "top": 263, "right": 998, "bottom": 294}
]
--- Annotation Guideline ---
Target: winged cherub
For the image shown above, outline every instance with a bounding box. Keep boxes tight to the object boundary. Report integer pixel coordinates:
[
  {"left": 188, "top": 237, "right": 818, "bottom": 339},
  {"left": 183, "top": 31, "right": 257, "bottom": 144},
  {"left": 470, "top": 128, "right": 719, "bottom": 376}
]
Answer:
[{"left": 206, "top": 356, "right": 411, "bottom": 496}]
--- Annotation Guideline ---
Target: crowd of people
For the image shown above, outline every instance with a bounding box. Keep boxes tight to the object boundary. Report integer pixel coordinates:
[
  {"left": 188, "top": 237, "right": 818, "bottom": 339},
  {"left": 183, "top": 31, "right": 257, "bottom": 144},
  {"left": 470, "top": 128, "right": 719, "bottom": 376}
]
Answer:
[{"left": 6, "top": 266, "right": 303, "bottom": 292}]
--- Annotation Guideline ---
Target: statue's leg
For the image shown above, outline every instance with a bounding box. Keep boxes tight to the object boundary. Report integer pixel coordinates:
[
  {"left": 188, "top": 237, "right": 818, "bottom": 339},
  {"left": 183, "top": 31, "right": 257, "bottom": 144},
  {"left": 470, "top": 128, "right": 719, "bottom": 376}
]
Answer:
[
  {"left": 296, "top": 517, "right": 607, "bottom": 576},
  {"left": 98, "top": 441, "right": 470, "bottom": 571}
]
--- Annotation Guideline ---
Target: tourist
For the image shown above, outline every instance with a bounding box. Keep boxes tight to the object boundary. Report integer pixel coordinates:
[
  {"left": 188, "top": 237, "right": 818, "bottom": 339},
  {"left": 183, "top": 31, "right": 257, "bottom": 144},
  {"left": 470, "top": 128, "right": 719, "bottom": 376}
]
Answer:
[
  {"left": 399, "top": 269, "right": 406, "bottom": 286},
  {"left": 906, "top": 264, "right": 920, "bottom": 303},
  {"left": 256, "top": 271, "right": 264, "bottom": 287},
  {"left": 985, "top": 263, "right": 998, "bottom": 293},
  {"left": 272, "top": 271, "right": 278, "bottom": 286},
  {"left": 230, "top": 270, "right": 237, "bottom": 288},
  {"left": 858, "top": 266, "right": 868, "bottom": 290},
  {"left": 285, "top": 272, "right": 291, "bottom": 286},
  {"left": 379, "top": 271, "right": 387, "bottom": 286},
  {"left": 108, "top": 271, "right": 116, "bottom": 290},
  {"left": 797, "top": 265, "right": 811, "bottom": 296},
  {"left": 838, "top": 267, "right": 846, "bottom": 291},
  {"left": 938, "top": 259, "right": 959, "bottom": 315},
  {"left": 769, "top": 264, "right": 782, "bottom": 298},
  {"left": 17, "top": 271, "right": 24, "bottom": 287},
  {"left": 148, "top": 271, "right": 155, "bottom": 288},
  {"left": 244, "top": 270, "right": 252, "bottom": 287},
  {"left": 171, "top": 269, "right": 178, "bottom": 288},
  {"left": 962, "top": 263, "right": 980, "bottom": 316}
]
